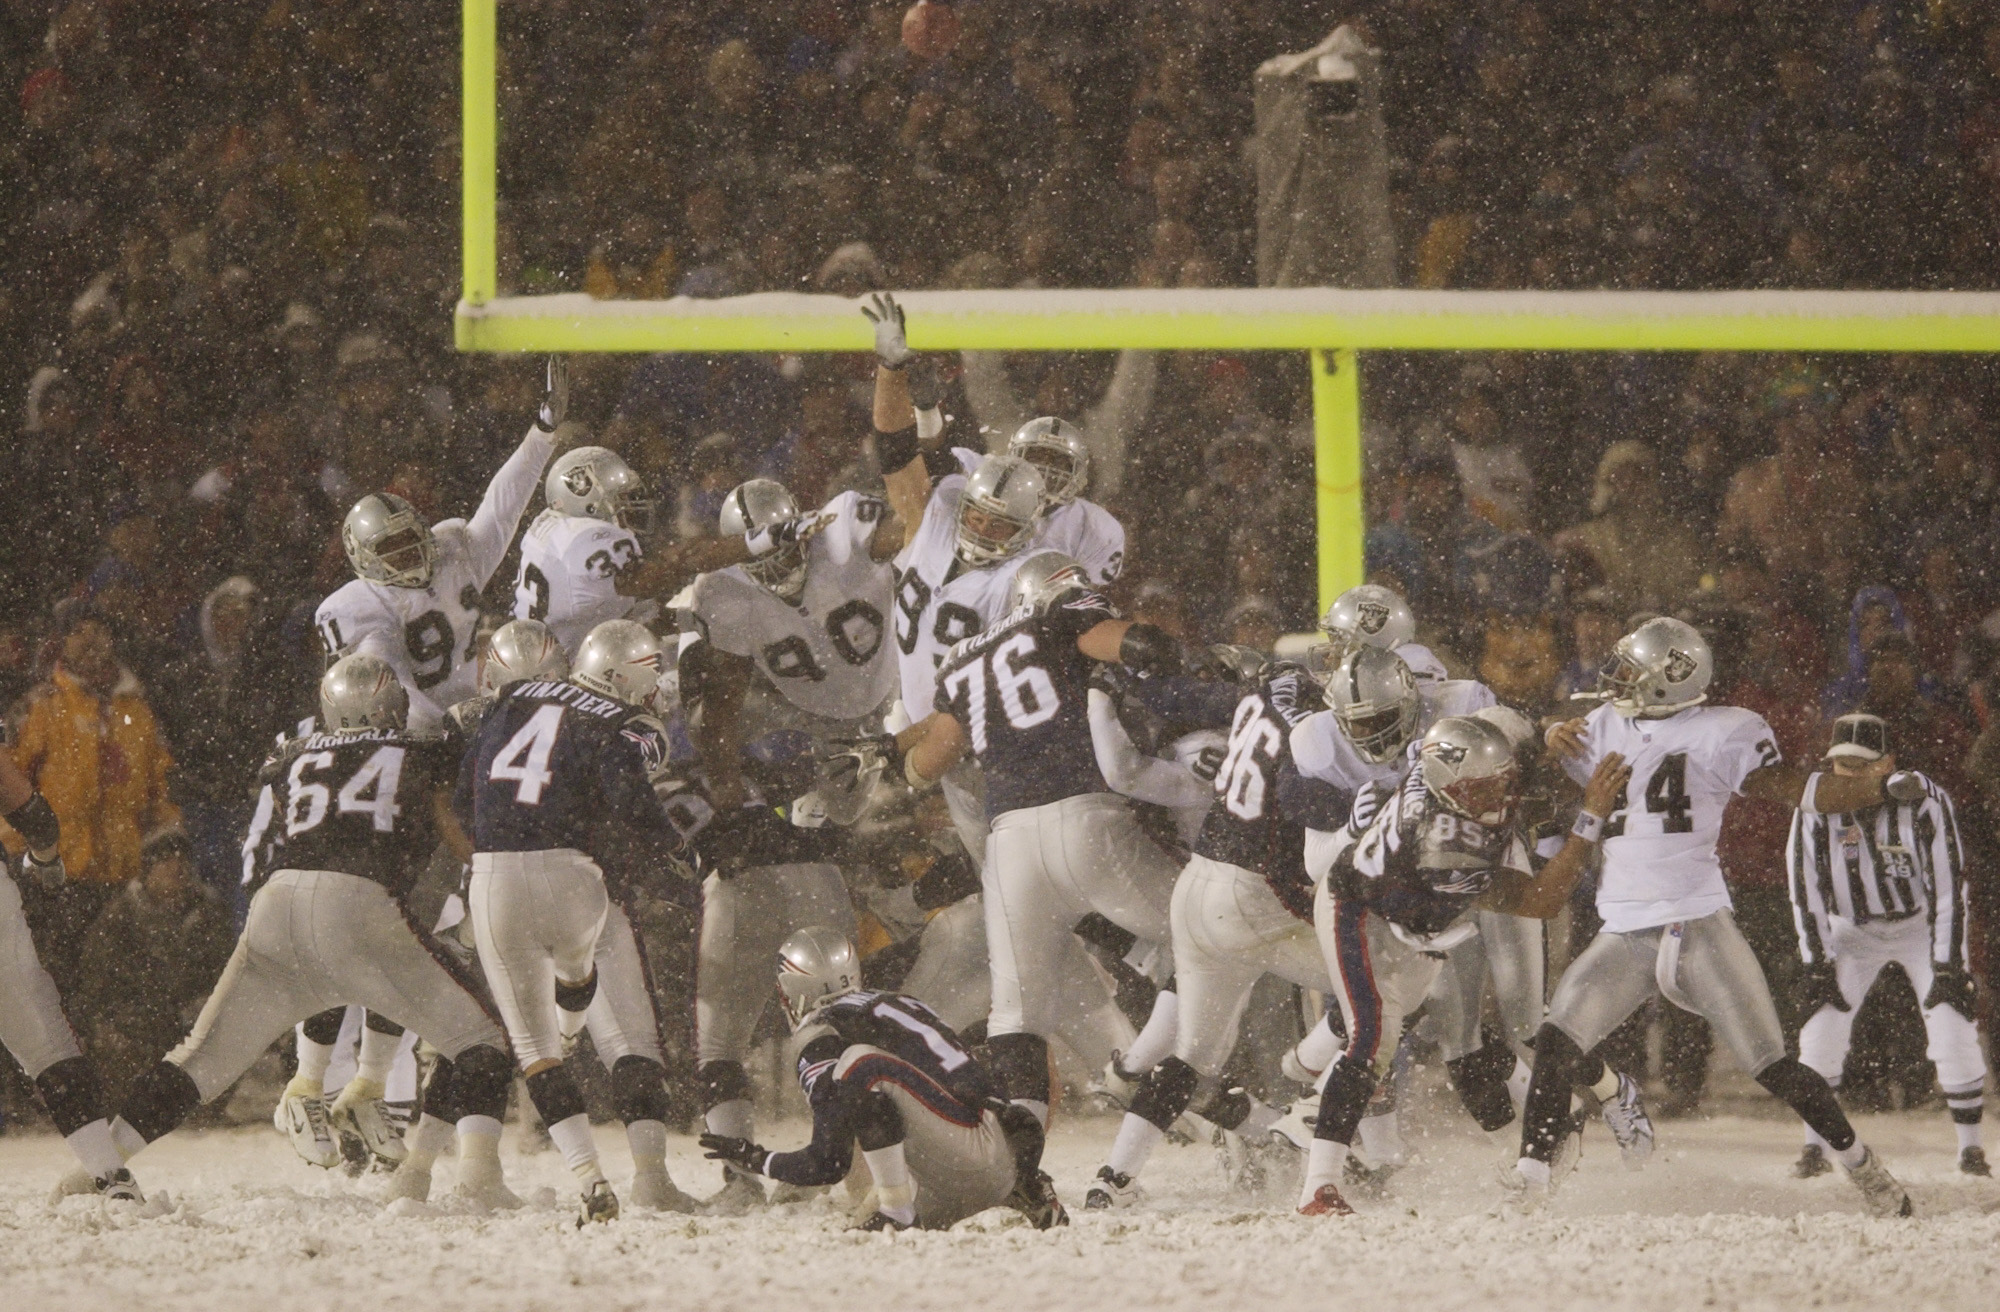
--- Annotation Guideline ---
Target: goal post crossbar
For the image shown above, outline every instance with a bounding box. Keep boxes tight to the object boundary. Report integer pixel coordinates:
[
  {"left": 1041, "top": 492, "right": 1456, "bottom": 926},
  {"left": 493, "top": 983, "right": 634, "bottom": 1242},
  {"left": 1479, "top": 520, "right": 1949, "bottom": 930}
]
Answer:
[{"left": 457, "top": 0, "right": 2000, "bottom": 613}]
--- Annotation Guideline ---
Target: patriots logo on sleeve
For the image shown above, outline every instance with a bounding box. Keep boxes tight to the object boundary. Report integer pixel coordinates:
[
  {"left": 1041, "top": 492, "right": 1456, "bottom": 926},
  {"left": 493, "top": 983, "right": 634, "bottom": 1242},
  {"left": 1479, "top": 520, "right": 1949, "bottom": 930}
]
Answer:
[
  {"left": 620, "top": 726, "right": 667, "bottom": 775},
  {"left": 1062, "top": 591, "right": 1112, "bottom": 614}
]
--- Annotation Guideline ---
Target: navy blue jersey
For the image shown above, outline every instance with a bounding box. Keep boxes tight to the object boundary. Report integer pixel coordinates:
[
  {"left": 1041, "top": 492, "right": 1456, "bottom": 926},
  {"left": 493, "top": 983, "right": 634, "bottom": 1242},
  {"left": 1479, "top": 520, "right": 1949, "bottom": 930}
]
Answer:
[
  {"left": 1331, "top": 772, "right": 1533, "bottom": 938},
  {"left": 934, "top": 590, "right": 1116, "bottom": 819},
  {"left": 455, "top": 680, "right": 685, "bottom": 876},
  {"left": 764, "top": 991, "right": 996, "bottom": 1188},
  {"left": 1192, "top": 667, "right": 1323, "bottom": 920},
  {"left": 246, "top": 728, "right": 453, "bottom": 898}
]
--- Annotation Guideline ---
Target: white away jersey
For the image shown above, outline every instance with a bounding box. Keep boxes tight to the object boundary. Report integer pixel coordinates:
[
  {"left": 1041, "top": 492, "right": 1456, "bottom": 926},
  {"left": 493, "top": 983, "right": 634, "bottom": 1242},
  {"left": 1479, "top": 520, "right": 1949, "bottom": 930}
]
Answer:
[
  {"left": 1563, "top": 702, "right": 1781, "bottom": 933},
  {"left": 315, "top": 425, "right": 552, "bottom": 733},
  {"left": 512, "top": 508, "right": 640, "bottom": 655},
  {"left": 951, "top": 448, "right": 1126, "bottom": 586},
  {"left": 691, "top": 491, "right": 897, "bottom": 724}
]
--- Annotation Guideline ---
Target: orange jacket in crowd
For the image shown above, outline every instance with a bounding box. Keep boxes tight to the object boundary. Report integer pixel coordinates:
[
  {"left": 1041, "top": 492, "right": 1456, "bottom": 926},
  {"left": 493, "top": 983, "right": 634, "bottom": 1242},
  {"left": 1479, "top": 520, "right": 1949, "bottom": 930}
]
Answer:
[{"left": 2, "top": 666, "right": 181, "bottom": 886}]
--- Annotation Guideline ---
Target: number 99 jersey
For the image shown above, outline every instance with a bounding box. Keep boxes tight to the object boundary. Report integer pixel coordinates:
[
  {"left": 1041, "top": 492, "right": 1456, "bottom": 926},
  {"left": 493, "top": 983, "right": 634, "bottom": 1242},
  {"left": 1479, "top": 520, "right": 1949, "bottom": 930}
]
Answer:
[
  {"left": 689, "top": 491, "right": 896, "bottom": 724},
  {"left": 1561, "top": 702, "right": 1781, "bottom": 934},
  {"left": 512, "top": 508, "right": 641, "bottom": 656}
]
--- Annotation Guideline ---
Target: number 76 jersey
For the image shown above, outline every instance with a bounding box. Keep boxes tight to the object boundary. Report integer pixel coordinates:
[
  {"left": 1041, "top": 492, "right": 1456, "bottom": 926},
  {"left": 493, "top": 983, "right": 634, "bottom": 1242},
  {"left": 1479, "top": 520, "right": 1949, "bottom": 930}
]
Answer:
[
  {"left": 689, "top": 491, "right": 897, "bottom": 724},
  {"left": 1562, "top": 701, "right": 1782, "bottom": 933}
]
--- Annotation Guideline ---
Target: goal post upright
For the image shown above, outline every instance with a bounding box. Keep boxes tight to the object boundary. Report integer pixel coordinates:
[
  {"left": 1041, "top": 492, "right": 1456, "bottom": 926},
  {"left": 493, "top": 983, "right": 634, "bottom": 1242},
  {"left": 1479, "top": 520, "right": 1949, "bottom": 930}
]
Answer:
[{"left": 460, "top": 0, "right": 497, "bottom": 316}]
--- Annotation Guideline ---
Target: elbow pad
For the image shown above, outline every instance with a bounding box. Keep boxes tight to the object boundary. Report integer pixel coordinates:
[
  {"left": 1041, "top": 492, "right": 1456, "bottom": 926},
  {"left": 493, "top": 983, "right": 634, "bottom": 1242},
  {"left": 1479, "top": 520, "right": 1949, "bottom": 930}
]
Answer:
[
  {"left": 1119, "top": 623, "right": 1182, "bottom": 678},
  {"left": 4, "top": 793, "right": 59, "bottom": 853}
]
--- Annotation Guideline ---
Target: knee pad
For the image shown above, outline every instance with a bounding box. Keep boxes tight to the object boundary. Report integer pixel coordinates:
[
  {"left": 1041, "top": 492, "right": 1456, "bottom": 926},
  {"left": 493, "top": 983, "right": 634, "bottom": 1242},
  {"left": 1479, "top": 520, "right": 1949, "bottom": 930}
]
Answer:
[
  {"left": 1446, "top": 1038, "right": 1519, "bottom": 1134},
  {"left": 422, "top": 1056, "right": 462, "bottom": 1124},
  {"left": 301, "top": 1006, "right": 346, "bottom": 1045},
  {"left": 523, "top": 1065, "right": 588, "bottom": 1127},
  {"left": 1072, "top": 912, "right": 1138, "bottom": 959},
  {"left": 453, "top": 1045, "right": 514, "bottom": 1123},
  {"left": 122, "top": 1061, "right": 204, "bottom": 1145},
  {"left": 1131, "top": 1056, "right": 1201, "bottom": 1133},
  {"left": 554, "top": 972, "right": 598, "bottom": 1014},
  {"left": 843, "top": 1085, "right": 904, "bottom": 1152},
  {"left": 697, "top": 1060, "right": 752, "bottom": 1111},
  {"left": 986, "top": 1033, "right": 1052, "bottom": 1105},
  {"left": 33, "top": 1056, "right": 109, "bottom": 1138},
  {"left": 611, "top": 1055, "right": 670, "bottom": 1126}
]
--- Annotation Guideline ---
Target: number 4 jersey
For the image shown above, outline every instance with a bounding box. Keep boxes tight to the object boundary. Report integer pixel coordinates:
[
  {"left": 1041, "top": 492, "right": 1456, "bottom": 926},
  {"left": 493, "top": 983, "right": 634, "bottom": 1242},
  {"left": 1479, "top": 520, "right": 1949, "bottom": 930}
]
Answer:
[
  {"left": 1562, "top": 701, "right": 1781, "bottom": 933},
  {"left": 690, "top": 491, "right": 896, "bottom": 724}
]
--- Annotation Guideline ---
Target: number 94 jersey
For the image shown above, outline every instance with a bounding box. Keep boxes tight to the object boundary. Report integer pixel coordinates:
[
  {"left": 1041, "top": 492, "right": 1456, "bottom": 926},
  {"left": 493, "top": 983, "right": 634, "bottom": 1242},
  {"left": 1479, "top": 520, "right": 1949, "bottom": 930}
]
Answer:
[
  {"left": 1561, "top": 702, "right": 1781, "bottom": 933},
  {"left": 688, "top": 492, "right": 896, "bottom": 723},
  {"left": 512, "top": 508, "right": 641, "bottom": 656}
]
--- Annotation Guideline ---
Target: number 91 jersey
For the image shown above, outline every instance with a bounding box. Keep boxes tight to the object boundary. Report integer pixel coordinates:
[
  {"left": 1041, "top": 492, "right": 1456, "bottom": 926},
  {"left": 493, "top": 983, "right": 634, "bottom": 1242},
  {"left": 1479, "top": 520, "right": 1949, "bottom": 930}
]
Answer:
[
  {"left": 689, "top": 491, "right": 896, "bottom": 724},
  {"left": 512, "top": 508, "right": 641, "bottom": 656},
  {"left": 1561, "top": 702, "right": 1781, "bottom": 933}
]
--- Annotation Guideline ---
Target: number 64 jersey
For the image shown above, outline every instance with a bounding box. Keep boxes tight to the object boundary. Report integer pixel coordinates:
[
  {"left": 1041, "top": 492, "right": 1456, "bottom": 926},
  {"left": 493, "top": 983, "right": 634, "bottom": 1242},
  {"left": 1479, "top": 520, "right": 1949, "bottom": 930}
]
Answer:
[
  {"left": 689, "top": 491, "right": 896, "bottom": 725},
  {"left": 1561, "top": 701, "right": 1782, "bottom": 934}
]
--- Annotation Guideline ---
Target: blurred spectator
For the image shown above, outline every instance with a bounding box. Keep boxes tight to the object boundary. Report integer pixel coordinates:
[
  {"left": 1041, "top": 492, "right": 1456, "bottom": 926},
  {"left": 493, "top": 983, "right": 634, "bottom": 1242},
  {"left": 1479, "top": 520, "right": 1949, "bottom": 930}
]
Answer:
[
  {"left": 1553, "top": 441, "right": 1705, "bottom": 618},
  {"left": 1825, "top": 588, "right": 1934, "bottom": 719},
  {"left": 1556, "top": 586, "right": 1623, "bottom": 702},
  {"left": 959, "top": 346, "right": 1158, "bottom": 498}
]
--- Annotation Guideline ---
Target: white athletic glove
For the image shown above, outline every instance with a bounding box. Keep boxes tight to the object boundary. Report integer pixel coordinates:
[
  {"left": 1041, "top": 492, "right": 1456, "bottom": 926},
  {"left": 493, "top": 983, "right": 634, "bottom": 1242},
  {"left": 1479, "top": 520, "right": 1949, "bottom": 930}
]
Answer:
[
  {"left": 862, "top": 292, "right": 914, "bottom": 370},
  {"left": 744, "top": 510, "right": 834, "bottom": 559},
  {"left": 538, "top": 355, "right": 569, "bottom": 432}
]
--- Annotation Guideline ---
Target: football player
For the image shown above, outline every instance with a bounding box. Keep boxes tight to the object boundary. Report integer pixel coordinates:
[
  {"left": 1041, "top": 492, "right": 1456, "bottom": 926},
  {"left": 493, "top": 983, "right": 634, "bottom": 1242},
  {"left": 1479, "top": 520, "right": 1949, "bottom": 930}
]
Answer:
[
  {"left": 97, "top": 656, "right": 520, "bottom": 1208},
  {"left": 1317, "top": 583, "right": 1449, "bottom": 683},
  {"left": 892, "top": 552, "right": 1183, "bottom": 1128},
  {"left": 456, "top": 619, "right": 701, "bottom": 1224},
  {"left": 1, "top": 755, "right": 141, "bottom": 1200},
  {"left": 698, "top": 927, "right": 1067, "bottom": 1231},
  {"left": 1300, "top": 717, "right": 1629, "bottom": 1216},
  {"left": 1506, "top": 617, "right": 1918, "bottom": 1217},
  {"left": 317, "top": 358, "right": 569, "bottom": 733},
  {"left": 514, "top": 446, "right": 820, "bottom": 657},
  {"left": 950, "top": 417, "right": 1125, "bottom": 588}
]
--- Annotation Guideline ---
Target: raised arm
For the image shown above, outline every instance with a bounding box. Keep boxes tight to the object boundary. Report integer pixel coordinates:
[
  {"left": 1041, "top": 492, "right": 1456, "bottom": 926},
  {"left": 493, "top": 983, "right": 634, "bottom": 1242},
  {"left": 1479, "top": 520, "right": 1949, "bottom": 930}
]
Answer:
[
  {"left": 1482, "top": 753, "right": 1630, "bottom": 920},
  {"left": 865, "top": 295, "right": 951, "bottom": 560},
  {"left": 1087, "top": 688, "right": 1212, "bottom": 810},
  {"left": 1079, "top": 350, "right": 1159, "bottom": 500},
  {"left": 464, "top": 356, "right": 566, "bottom": 587}
]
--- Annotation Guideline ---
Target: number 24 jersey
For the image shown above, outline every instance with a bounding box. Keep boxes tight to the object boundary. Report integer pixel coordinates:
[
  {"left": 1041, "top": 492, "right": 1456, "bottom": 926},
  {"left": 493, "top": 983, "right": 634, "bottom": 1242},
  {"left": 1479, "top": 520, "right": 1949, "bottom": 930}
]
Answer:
[{"left": 1562, "top": 701, "right": 1781, "bottom": 933}]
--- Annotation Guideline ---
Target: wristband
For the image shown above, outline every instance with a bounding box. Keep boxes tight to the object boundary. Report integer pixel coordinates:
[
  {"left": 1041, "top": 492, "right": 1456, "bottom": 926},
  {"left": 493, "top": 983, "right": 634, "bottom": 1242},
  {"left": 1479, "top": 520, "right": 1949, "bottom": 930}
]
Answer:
[
  {"left": 904, "top": 753, "right": 935, "bottom": 791},
  {"left": 761, "top": 1151, "right": 777, "bottom": 1177},
  {"left": 875, "top": 424, "right": 920, "bottom": 472},
  {"left": 1570, "top": 810, "right": 1605, "bottom": 844},
  {"left": 1799, "top": 771, "right": 1823, "bottom": 814},
  {"left": 915, "top": 405, "right": 945, "bottom": 442}
]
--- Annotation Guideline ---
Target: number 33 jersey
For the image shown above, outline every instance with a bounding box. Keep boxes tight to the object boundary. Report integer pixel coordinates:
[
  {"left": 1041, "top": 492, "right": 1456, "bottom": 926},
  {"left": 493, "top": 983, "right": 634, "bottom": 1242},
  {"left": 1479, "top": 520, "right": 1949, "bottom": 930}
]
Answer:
[
  {"left": 512, "top": 508, "right": 641, "bottom": 656},
  {"left": 1562, "top": 702, "right": 1781, "bottom": 933},
  {"left": 689, "top": 491, "right": 896, "bottom": 724}
]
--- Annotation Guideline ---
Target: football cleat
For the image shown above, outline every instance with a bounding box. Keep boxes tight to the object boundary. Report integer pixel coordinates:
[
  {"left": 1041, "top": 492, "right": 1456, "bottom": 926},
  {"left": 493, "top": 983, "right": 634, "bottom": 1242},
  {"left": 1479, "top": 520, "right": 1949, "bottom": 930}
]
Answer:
[
  {"left": 453, "top": 1161, "right": 524, "bottom": 1212},
  {"left": 578, "top": 1179, "right": 620, "bottom": 1226},
  {"left": 630, "top": 1169, "right": 699, "bottom": 1213},
  {"left": 1270, "top": 1095, "right": 1320, "bottom": 1152},
  {"left": 1494, "top": 1163, "right": 1549, "bottom": 1217},
  {"left": 1843, "top": 1147, "right": 1913, "bottom": 1218},
  {"left": 1792, "top": 1143, "right": 1832, "bottom": 1178},
  {"left": 1598, "top": 1072, "right": 1655, "bottom": 1169},
  {"left": 857, "top": 1210, "right": 914, "bottom": 1232},
  {"left": 329, "top": 1078, "right": 409, "bottom": 1167},
  {"left": 1549, "top": 1098, "right": 1589, "bottom": 1185},
  {"left": 702, "top": 1167, "right": 768, "bottom": 1216},
  {"left": 1298, "top": 1183, "right": 1355, "bottom": 1217},
  {"left": 1960, "top": 1146, "right": 1991, "bottom": 1177},
  {"left": 1097, "top": 1054, "right": 1141, "bottom": 1109},
  {"left": 1006, "top": 1169, "right": 1069, "bottom": 1229},
  {"left": 276, "top": 1077, "right": 342, "bottom": 1170},
  {"left": 1083, "top": 1165, "right": 1141, "bottom": 1210},
  {"left": 94, "top": 1168, "right": 143, "bottom": 1203}
]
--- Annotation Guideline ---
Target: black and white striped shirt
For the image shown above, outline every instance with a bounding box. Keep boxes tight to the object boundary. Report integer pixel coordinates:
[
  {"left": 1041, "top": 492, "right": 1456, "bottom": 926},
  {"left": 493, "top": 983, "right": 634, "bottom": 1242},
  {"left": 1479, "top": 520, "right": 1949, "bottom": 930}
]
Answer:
[{"left": 1785, "top": 772, "right": 1968, "bottom": 969}]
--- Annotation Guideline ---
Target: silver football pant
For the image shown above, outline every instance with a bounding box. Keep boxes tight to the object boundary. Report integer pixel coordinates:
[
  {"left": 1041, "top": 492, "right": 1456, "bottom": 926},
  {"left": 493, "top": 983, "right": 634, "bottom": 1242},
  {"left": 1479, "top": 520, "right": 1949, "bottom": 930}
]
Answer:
[
  {"left": 0, "top": 866, "right": 83, "bottom": 1079},
  {"left": 1798, "top": 915, "right": 1987, "bottom": 1093},
  {"left": 1315, "top": 886, "right": 1448, "bottom": 1079},
  {"left": 173, "top": 869, "right": 506, "bottom": 1101},
  {"left": 836, "top": 1044, "right": 1015, "bottom": 1229},
  {"left": 696, "top": 862, "right": 855, "bottom": 1066},
  {"left": 1547, "top": 908, "right": 1785, "bottom": 1077},
  {"left": 1173, "top": 854, "right": 1330, "bottom": 1078},
  {"left": 586, "top": 898, "right": 667, "bottom": 1068},
  {"left": 1424, "top": 910, "right": 1545, "bottom": 1063},
  {"left": 468, "top": 848, "right": 608, "bottom": 1069},
  {"left": 983, "top": 793, "right": 1177, "bottom": 1040},
  {"left": 940, "top": 766, "right": 988, "bottom": 872}
]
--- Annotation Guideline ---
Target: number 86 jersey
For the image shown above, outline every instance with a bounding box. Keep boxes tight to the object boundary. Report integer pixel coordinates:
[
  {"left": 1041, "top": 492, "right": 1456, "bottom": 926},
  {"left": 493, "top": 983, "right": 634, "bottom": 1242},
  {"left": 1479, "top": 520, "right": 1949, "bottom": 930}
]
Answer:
[
  {"left": 689, "top": 491, "right": 897, "bottom": 724},
  {"left": 1562, "top": 701, "right": 1782, "bottom": 933}
]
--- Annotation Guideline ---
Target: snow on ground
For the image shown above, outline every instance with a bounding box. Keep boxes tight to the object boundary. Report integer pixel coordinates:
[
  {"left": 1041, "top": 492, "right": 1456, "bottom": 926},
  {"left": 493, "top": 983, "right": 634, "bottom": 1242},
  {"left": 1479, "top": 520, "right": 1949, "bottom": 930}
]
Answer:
[{"left": 2, "top": 1102, "right": 1996, "bottom": 1312}]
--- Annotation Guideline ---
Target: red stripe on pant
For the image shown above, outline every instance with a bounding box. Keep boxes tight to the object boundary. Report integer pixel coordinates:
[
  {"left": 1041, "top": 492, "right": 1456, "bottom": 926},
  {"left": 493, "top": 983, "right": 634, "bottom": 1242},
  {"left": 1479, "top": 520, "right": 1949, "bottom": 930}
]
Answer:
[
  {"left": 843, "top": 1052, "right": 984, "bottom": 1128},
  {"left": 1330, "top": 898, "right": 1383, "bottom": 1067}
]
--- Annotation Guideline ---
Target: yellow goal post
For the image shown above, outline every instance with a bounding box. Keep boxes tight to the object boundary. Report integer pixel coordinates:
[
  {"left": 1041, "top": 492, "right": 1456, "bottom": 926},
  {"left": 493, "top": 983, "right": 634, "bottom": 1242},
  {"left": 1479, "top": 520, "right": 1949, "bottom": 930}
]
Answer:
[{"left": 457, "top": 0, "right": 2000, "bottom": 616}]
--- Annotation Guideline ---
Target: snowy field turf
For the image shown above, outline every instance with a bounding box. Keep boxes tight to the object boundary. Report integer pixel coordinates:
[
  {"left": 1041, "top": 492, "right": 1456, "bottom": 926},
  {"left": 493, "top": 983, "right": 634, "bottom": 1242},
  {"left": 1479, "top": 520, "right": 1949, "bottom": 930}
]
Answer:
[{"left": 5, "top": 1096, "right": 1998, "bottom": 1312}]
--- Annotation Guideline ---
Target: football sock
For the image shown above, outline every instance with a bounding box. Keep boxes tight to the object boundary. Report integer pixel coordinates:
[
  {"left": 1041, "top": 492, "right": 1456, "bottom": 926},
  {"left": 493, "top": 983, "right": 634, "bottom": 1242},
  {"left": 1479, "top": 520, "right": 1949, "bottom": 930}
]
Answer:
[
  {"left": 356, "top": 1025, "right": 401, "bottom": 1086},
  {"left": 1515, "top": 1156, "right": 1551, "bottom": 1187},
  {"left": 1356, "top": 1111, "right": 1405, "bottom": 1166},
  {"left": 1107, "top": 1113, "right": 1165, "bottom": 1180},
  {"left": 296, "top": 1035, "right": 335, "bottom": 1091},
  {"left": 65, "top": 1119, "right": 126, "bottom": 1179},
  {"left": 546, "top": 1113, "right": 604, "bottom": 1185},
  {"left": 1945, "top": 1083, "right": 1983, "bottom": 1150},
  {"left": 862, "top": 1144, "right": 915, "bottom": 1225},
  {"left": 1589, "top": 1065, "right": 1620, "bottom": 1103},
  {"left": 1299, "top": 1137, "right": 1348, "bottom": 1207},
  {"left": 1295, "top": 1015, "right": 1341, "bottom": 1080},
  {"left": 704, "top": 1098, "right": 755, "bottom": 1143},
  {"left": 1122, "top": 990, "right": 1178, "bottom": 1074},
  {"left": 627, "top": 1119, "right": 669, "bottom": 1174},
  {"left": 403, "top": 1113, "right": 455, "bottom": 1172}
]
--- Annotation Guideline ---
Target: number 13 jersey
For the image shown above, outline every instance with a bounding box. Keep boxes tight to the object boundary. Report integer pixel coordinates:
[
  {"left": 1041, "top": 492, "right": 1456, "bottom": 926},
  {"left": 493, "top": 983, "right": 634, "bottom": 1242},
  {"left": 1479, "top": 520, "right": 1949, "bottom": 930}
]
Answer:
[
  {"left": 1562, "top": 701, "right": 1781, "bottom": 933},
  {"left": 690, "top": 491, "right": 897, "bottom": 724}
]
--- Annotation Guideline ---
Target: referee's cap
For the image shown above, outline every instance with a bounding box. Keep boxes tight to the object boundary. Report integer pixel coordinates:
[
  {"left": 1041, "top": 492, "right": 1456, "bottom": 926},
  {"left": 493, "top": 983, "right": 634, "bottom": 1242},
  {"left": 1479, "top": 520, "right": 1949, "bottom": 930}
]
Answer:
[{"left": 1826, "top": 713, "right": 1889, "bottom": 762}]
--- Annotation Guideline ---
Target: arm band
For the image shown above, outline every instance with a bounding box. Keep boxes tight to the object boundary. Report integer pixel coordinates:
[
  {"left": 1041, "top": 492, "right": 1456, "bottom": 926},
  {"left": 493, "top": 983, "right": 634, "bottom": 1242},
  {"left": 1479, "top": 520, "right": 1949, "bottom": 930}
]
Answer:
[
  {"left": 1570, "top": 810, "right": 1605, "bottom": 844},
  {"left": 875, "top": 424, "right": 920, "bottom": 472},
  {"left": 4, "top": 794, "right": 59, "bottom": 853},
  {"left": 915, "top": 405, "right": 945, "bottom": 442}
]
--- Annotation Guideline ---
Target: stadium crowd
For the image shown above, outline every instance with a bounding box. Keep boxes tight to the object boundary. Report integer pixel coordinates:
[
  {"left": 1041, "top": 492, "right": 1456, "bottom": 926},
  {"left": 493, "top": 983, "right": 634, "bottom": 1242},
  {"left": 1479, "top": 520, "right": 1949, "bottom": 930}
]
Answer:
[{"left": 4, "top": 0, "right": 2000, "bottom": 1122}]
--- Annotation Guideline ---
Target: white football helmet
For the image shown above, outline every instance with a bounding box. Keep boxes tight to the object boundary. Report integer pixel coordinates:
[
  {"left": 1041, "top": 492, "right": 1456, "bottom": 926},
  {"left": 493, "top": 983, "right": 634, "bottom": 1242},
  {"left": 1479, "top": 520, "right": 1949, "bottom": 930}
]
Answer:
[
  {"left": 1320, "top": 584, "right": 1416, "bottom": 659},
  {"left": 1599, "top": 616, "right": 1712, "bottom": 718},
  {"left": 1007, "top": 417, "right": 1090, "bottom": 507},
  {"left": 545, "top": 446, "right": 657, "bottom": 534},
  {"left": 342, "top": 493, "right": 437, "bottom": 588},
  {"left": 1006, "top": 550, "right": 1091, "bottom": 615},
  {"left": 776, "top": 925, "right": 862, "bottom": 1028},
  {"left": 573, "top": 619, "right": 667, "bottom": 708},
  {"left": 480, "top": 619, "right": 568, "bottom": 696},
  {"left": 1419, "top": 716, "right": 1519, "bottom": 826},
  {"left": 718, "top": 478, "right": 807, "bottom": 602},
  {"left": 955, "top": 455, "right": 1045, "bottom": 568},
  {"left": 320, "top": 653, "right": 408, "bottom": 731},
  {"left": 1326, "top": 645, "right": 1421, "bottom": 764}
]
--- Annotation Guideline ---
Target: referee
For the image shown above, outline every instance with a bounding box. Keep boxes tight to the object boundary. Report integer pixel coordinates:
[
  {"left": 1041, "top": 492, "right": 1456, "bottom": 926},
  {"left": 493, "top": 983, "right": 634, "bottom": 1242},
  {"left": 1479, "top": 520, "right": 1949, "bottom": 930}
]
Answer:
[{"left": 1786, "top": 712, "right": 1989, "bottom": 1177}]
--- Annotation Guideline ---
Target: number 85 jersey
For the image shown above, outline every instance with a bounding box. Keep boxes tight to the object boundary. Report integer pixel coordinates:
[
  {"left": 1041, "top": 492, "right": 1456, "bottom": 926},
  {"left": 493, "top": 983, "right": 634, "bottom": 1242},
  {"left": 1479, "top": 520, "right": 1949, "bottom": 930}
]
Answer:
[
  {"left": 689, "top": 491, "right": 897, "bottom": 723},
  {"left": 1562, "top": 701, "right": 1782, "bottom": 933}
]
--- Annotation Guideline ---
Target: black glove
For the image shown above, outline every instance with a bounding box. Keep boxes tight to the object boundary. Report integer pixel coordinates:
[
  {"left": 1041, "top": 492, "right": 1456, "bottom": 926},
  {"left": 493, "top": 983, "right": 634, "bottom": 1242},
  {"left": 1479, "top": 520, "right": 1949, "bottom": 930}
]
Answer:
[
  {"left": 699, "top": 1133, "right": 769, "bottom": 1175},
  {"left": 1118, "top": 622, "right": 1182, "bottom": 679},
  {"left": 1924, "top": 962, "right": 1977, "bottom": 1021},
  {"left": 538, "top": 355, "right": 568, "bottom": 431},
  {"left": 694, "top": 803, "right": 793, "bottom": 876},
  {"left": 1884, "top": 770, "right": 1927, "bottom": 804},
  {"left": 1799, "top": 960, "right": 1849, "bottom": 1015}
]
